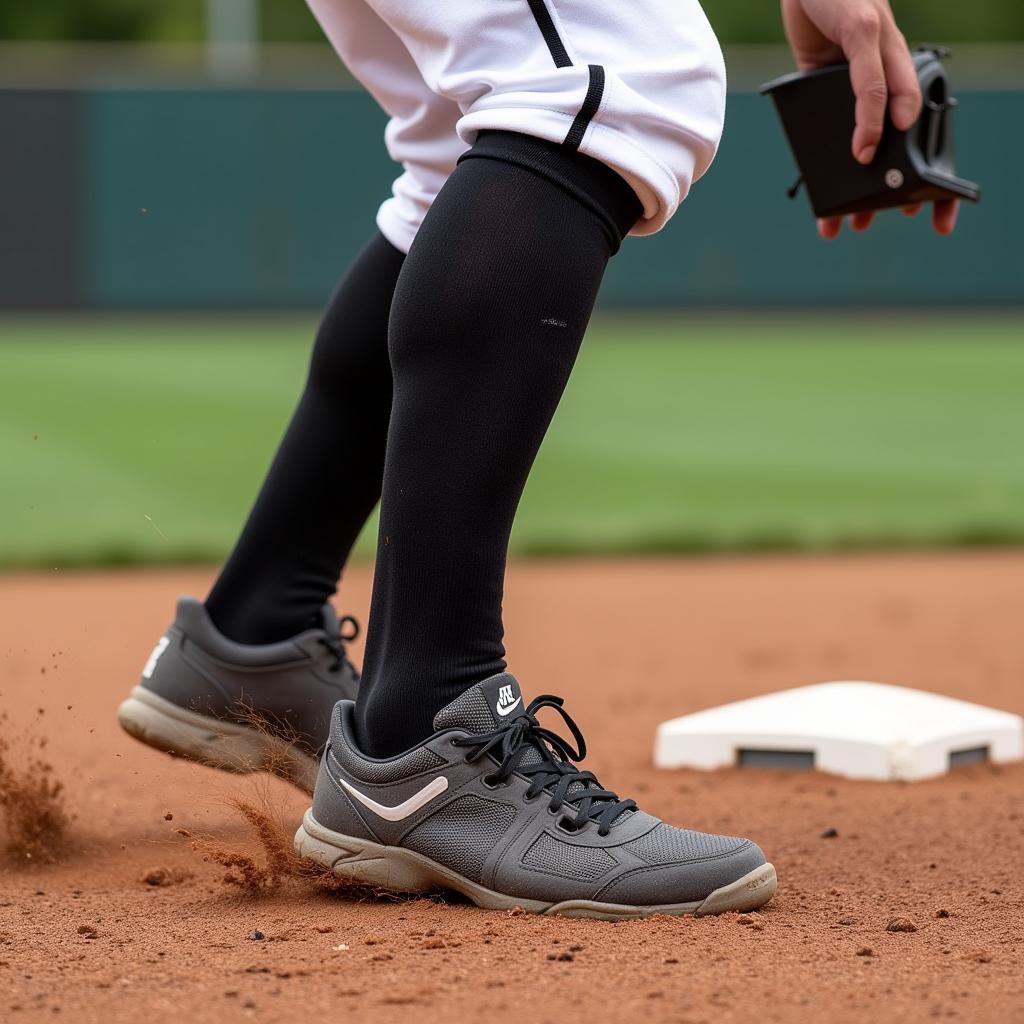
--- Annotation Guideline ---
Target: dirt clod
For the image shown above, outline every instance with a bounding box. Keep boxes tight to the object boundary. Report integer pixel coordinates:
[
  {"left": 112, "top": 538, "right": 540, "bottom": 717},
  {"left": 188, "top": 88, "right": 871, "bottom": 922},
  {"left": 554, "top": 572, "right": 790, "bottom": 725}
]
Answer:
[
  {"left": 886, "top": 917, "right": 918, "bottom": 933},
  {"left": 139, "top": 867, "right": 190, "bottom": 887},
  {"left": 820, "top": 827, "right": 839, "bottom": 838}
]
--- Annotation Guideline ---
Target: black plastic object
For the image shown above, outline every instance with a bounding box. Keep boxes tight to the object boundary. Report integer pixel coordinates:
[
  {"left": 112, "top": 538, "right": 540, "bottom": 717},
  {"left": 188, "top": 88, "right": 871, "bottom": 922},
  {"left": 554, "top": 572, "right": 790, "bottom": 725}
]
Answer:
[{"left": 761, "top": 47, "right": 980, "bottom": 218}]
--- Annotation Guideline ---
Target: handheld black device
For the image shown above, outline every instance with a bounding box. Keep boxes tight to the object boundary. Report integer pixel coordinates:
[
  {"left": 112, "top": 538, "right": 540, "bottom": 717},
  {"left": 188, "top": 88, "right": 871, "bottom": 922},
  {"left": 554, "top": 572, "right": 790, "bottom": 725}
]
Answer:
[{"left": 761, "top": 47, "right": 981, "bottom": 218}]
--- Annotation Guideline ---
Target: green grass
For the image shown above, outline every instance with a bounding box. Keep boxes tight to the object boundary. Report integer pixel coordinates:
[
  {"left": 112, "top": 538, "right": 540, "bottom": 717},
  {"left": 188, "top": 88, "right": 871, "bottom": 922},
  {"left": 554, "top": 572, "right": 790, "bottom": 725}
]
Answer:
[{"left": 3, "top": 313, "right": 1024, "bottom": 568}]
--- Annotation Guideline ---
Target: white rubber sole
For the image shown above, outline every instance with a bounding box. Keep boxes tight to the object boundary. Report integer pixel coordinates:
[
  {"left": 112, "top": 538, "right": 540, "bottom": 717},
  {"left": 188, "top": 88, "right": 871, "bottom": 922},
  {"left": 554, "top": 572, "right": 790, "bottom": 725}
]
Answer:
[
  {"left": 294, "top": 809, "right": 778, "bottom": 920},
  {"left": 117, "top": 685, "right": 318, "bottom": 794}
]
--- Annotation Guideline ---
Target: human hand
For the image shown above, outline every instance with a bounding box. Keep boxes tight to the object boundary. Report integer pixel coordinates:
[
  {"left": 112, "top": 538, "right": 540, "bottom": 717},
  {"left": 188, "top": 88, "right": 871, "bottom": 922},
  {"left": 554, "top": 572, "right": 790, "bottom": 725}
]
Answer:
[{"left": 780, "top": 0, "right": 959, "bottom": 238}]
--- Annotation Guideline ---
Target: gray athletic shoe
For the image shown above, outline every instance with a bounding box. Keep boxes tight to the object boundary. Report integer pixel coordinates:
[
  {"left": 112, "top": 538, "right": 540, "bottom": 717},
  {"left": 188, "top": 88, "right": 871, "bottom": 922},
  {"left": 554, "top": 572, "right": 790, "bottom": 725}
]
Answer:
[
  {"left": 118, "top": 597, "right": 359, "bottom": 793},
  {"left": 295, "top": 673, "right": 777, "bottom": 919}
]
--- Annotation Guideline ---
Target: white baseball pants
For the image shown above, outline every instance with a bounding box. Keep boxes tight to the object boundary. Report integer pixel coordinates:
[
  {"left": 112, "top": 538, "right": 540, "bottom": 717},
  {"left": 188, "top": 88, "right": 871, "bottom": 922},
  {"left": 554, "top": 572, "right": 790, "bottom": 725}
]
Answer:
[{"left": 306, "top": 0, "right": 727, "bottom": 251}]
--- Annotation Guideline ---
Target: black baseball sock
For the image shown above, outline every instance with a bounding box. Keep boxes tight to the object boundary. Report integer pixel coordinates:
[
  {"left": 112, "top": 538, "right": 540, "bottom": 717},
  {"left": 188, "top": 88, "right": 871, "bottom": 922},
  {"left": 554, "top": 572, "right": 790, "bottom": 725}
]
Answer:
[
  {"left": 204, "top": 232, "right": 403, "bottom": 644},
  {"left": 356, "top": 131, "right": 641, "bottom": 756}
]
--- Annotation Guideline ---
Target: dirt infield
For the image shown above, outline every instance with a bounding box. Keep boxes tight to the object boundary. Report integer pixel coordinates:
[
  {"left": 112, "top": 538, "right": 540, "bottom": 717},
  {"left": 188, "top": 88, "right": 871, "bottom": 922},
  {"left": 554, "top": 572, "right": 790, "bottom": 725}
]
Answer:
[{"left": 2, "top": 554, "right": 1023, "bottom": 1024}]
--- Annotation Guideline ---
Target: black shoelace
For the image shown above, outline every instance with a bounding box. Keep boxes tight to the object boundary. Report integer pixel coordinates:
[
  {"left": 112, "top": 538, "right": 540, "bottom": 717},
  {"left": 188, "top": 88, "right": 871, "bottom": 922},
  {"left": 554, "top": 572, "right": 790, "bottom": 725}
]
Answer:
[
  {"left": 452, "top": 695, "right": 636, "bottom": 837},
  {"left": 318, "top": 615, "right": 360, "bottom": 674}
]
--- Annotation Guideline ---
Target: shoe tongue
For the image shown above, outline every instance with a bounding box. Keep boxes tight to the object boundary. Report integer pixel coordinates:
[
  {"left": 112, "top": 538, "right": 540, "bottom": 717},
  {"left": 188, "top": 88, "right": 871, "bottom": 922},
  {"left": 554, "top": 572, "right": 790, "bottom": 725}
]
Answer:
[
  {"left": 433, "top": 673, "right": 527, "bottom": 733},
  {"left": 435, "top": 677, "right": 631, "bottom": 825}
]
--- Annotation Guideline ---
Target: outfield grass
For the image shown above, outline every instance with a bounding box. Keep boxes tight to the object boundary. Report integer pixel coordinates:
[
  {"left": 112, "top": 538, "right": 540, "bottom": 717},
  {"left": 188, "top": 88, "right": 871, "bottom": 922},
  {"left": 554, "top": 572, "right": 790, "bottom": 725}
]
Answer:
[{"left": 2, "top": 313, "right": 1024, "bottom": 568}]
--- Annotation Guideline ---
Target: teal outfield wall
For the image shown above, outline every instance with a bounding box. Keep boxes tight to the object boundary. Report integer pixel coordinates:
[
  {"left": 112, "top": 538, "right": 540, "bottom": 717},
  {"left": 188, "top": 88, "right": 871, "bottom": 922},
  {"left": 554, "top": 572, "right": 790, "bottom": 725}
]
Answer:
[{"left": 2, "top": 86, "right": 1022, "bottom": 308}]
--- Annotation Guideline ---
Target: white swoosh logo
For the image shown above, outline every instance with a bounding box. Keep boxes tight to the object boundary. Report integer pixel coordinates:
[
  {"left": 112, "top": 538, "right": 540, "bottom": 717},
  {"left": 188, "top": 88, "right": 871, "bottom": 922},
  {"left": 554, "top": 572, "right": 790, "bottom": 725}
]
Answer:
[
  {"left": 495, "top": 696, "right": 522, "bottom": 717},
  {"left": 338, "top": 775, "right": 448, "bottom": 822}
]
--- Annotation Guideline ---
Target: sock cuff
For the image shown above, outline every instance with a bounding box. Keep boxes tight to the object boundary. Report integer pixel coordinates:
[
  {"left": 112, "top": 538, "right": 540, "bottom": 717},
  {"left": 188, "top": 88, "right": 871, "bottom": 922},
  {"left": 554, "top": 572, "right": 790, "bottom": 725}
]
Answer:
[{"left": 458, "top": 130, "right": 643, "bottom": 253}]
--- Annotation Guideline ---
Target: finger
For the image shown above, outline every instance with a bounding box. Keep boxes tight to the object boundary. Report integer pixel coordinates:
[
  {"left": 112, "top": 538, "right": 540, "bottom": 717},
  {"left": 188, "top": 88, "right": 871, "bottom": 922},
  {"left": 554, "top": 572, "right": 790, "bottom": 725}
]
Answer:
[
  {"left": 932, "top": 198, "right": 959, "bottom": 235},
  {"left": 902, "top": 203, "right": 924, "bottom": 217},
  {"left": 817, "top": 216, "right": 843, "bottom": 240},
  {"left": 881, "top": 30, "right": 922, "bottom": 131},
  {"left": 851, "top": 211, "right": 876, "bottom": 232},
  {"left": 842, "top": 10, "right": 887, "bottom": 163}
]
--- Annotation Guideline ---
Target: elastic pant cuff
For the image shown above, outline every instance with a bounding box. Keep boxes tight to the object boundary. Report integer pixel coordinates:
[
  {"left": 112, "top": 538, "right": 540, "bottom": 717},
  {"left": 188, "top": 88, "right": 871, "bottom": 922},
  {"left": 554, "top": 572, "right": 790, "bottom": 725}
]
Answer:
[{"left": 458, "top": 130, "right": 643, "bottom": 253}]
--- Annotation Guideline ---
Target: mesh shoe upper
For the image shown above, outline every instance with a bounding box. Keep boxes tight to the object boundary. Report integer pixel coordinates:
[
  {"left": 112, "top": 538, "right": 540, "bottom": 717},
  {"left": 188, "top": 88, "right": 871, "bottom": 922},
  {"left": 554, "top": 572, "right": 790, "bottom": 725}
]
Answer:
[
  {"left": 312, "top": 673, "right": 768, "bottom": 906},
  {"left": 624, "top": 822, "right": 745, "bottom": 864}
]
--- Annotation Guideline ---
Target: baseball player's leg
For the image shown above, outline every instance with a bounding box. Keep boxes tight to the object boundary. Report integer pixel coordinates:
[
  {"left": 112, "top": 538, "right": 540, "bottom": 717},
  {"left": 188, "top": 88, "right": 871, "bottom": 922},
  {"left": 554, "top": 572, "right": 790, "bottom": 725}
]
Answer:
[
  {"left": 119, "top": 2, "right": 465, "bottom": 788},
  {"left": 354, "top": 131, "right": 641, "bottom": 756},
  {"left": 299, "top": 6, "right": 776, "bottom": 918},
  {"left": 334, "top": 0, "right": 726, "bottom": 754},
  {"left": 205, "top": 1, "right": 466, "bottom": 645},
  {"left": 118, "top": 234, "right": 398, "bottom": 791}
]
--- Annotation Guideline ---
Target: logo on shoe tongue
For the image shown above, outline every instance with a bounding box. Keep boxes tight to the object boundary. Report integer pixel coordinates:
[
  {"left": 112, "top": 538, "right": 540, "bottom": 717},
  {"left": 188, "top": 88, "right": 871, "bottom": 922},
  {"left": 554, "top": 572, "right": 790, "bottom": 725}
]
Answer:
[{"left": 495, "top": 684, "right": 521, "bottom": 717}]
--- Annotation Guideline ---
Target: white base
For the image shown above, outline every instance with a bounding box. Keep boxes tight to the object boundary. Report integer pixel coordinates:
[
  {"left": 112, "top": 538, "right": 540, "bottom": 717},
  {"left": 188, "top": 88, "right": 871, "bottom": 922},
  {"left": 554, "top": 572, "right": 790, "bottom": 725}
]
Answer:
[{"left": 654, "top": 682, "right": 1024, "bottom": 781}]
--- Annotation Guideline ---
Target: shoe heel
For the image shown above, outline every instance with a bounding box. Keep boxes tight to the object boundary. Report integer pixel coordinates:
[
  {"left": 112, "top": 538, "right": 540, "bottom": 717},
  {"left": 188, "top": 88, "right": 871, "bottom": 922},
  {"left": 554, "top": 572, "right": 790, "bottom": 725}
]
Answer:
[
  {"left": 294, "top": 810, "right": 436, "bottom": 893},
  {"left": 118, "top": 686, "right": 318, "bottom": 793}
]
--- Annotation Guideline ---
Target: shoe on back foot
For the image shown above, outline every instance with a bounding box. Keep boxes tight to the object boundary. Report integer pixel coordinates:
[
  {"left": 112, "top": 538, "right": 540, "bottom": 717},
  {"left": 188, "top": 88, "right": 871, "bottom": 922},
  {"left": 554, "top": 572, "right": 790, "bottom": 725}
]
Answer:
[
  {"left": 295, "top": 674, "right": 777, "bottom": 919},
  {"left": 118, "top": 597, "right": 359, "bottom": 793}
]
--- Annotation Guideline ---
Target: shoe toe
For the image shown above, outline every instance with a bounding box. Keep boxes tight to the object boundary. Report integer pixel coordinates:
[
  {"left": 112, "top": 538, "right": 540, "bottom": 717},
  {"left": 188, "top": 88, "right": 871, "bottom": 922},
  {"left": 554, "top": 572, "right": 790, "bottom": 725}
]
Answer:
[{"left": 595, "top": 827, "right": 768, "bottom": 907}]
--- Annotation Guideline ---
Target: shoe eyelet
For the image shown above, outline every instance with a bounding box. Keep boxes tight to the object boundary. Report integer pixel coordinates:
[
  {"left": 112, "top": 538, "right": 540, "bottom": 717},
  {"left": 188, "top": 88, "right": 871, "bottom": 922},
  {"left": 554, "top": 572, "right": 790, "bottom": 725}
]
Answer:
[
  {"left": 556, "top": 816, "right": 582, "bottom": 836},
  {"left": 481, "top": 774, "right": 507, "bottom": 790}
]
